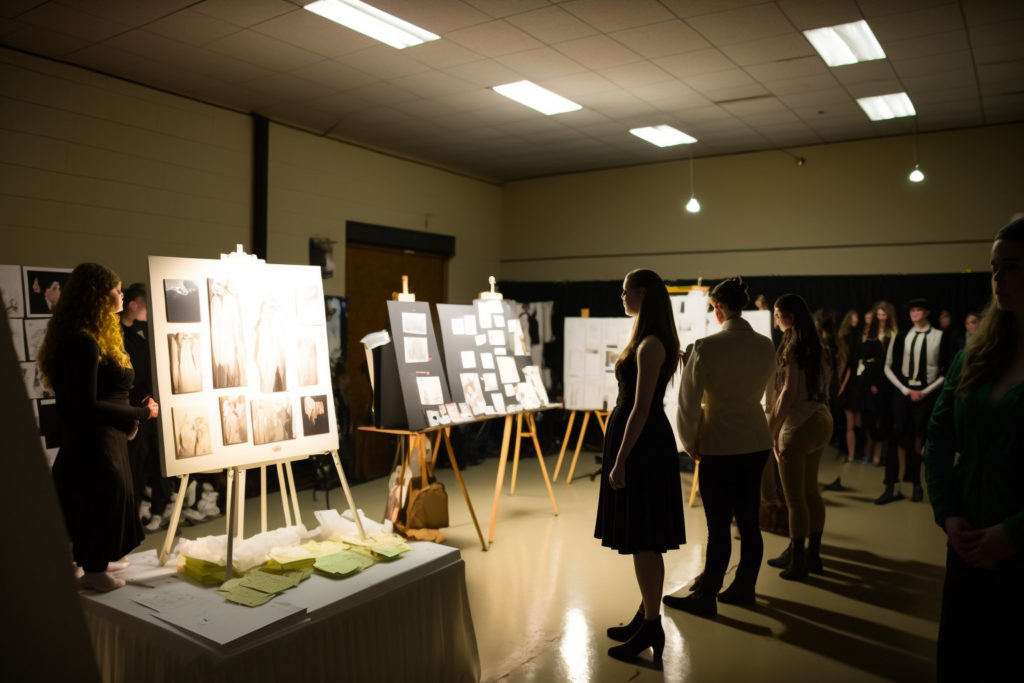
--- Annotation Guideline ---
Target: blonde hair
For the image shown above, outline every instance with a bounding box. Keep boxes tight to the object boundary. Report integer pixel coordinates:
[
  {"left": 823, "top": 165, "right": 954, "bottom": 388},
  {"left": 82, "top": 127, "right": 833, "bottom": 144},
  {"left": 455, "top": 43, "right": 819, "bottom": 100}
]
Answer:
[{"left": 38, "top": 263, "right": 130, "bottom": 390}]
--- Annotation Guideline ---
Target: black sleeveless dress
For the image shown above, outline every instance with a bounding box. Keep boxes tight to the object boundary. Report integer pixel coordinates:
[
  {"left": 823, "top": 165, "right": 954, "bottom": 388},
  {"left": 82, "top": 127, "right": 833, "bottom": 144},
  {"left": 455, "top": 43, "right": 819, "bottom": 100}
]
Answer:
[
  {"left": 51, "top": 333, "right": 148, "bottom": 572},
  {"left": 594, "top": 351, "right": 685, "bottom": 554}
]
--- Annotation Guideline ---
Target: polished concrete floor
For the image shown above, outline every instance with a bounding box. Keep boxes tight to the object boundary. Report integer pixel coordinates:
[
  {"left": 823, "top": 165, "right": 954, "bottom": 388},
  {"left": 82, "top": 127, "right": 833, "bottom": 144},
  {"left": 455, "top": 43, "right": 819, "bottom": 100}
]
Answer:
[{"left": 139, "top": 445, "right": 946, "bottom": 682}]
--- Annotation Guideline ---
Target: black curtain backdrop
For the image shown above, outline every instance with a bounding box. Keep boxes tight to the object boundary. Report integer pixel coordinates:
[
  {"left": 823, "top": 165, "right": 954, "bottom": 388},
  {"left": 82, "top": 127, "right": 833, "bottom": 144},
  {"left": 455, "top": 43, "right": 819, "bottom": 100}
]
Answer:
[{"left": 501, "top": 272, "right": 990, "bottom": 400}]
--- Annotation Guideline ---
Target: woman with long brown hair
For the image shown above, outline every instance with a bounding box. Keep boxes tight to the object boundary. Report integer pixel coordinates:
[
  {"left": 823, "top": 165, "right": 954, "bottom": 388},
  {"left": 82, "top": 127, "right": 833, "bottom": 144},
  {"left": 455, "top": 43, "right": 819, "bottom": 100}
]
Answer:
[
  {"left": 596, "top": 268, "right": 684, "bottom": 664},
  {"left": 925, "top": 217, "right": 1024, "bottom": 681},
  {"left": 38, "top": 263, "right": 159, "bottom": 592},
  {"left": 857, "top": 301, "right": 898, "bottom": 465},
  {"left": 767, "top": 294, "right": 833, "bottom": 579},
  {"left": 835, "top": 309, "right": 861, "bottom": 461}
]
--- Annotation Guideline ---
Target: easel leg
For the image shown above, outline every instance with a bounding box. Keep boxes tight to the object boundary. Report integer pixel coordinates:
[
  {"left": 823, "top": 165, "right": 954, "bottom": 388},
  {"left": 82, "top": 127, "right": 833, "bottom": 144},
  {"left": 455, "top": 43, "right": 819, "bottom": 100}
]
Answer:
[
  {"left": 552, "top": 410, "right": 576, "bottom": 481},
  {"left": 225, "top": 467, "right": 234, "bottom": 536},
  {"left": 236, "top": 468, "right": 246, "bottom": 541},
  {"left": 159, "top": 474, "right": 190, "bottom": 566},
  {"left": 260, "top": 465, "right": 267, "bottom": 534},
  {"left": 285, "top": 461, "right": 302, "bottom": 527},
  {"left": 510, "top": 412, "right": 524, "bottom": 495},
  {"left": 225, "top": 467, "right": 237, "bottom": 580},
  {"left": 487, "top": 415, "right": 514, "bottom": 544},
  {"left": 528, "top": 412, "right": 558, "bottom": 515},
  {"left": 566, "top": 411, "right": 592, "bottom": 483},
  {"left": 330, "top": 449, "right": 366, "bottom": 541},
  {"left": 441, "top": 428, "right": 486, "bottom": 551},
  {"left": 276, "top": 463, "right": 292, "bottom": 527},
  {"left": 689, "top": 460, "right": 701, "bottom": 507}
]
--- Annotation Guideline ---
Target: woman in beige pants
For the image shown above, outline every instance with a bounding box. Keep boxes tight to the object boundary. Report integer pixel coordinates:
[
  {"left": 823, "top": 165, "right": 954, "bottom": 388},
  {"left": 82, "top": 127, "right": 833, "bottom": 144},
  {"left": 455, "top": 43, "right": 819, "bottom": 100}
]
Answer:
[{"left": 768, "top": 294, "right": 833, "bottom": 580}]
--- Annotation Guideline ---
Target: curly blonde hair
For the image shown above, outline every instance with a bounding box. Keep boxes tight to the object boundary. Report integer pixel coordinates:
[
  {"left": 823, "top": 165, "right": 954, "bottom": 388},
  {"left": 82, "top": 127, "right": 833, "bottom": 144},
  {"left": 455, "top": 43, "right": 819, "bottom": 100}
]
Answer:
[{"left": 38, "top": 263, "right": 130, "bottom": 390}]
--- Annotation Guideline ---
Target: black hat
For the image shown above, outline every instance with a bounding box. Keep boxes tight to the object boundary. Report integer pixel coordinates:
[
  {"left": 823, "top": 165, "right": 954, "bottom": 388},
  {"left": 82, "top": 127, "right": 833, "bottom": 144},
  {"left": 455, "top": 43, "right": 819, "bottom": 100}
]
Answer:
[{"left": 906, "top": 297, "right": 930, "bottom": 310}]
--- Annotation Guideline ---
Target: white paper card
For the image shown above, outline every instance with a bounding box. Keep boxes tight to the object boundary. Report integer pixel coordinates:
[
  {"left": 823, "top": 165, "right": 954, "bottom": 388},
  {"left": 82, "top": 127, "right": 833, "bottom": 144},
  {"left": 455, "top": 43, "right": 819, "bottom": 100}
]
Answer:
[{"left": 460, "top": 350, "right": 476, "bottom": 368}]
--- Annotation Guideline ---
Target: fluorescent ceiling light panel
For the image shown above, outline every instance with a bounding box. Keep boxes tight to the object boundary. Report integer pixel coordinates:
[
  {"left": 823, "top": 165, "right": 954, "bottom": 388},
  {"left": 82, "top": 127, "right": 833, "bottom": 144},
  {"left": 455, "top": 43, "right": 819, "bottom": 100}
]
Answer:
[
  {"left": 304, "top": 0, "right": 439, "bottom": 50},
  {"left": 803, "top": 20, "right": 886, "bottom": 67},
  {"left": 856, "top": 92, "right": 916, "bottom": 121},
  {"left": 491, "top": 80, "right": 582, "bottom": 115},
  {"left": 630, "top": 125, "right": 697, "bottom": 147}
]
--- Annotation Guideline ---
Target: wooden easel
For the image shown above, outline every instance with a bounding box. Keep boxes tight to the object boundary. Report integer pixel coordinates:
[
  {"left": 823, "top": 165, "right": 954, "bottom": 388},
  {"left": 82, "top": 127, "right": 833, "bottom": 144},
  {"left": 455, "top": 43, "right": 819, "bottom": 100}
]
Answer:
[
  {"left": 688, "top": 460, "right": 700, "bottom": 507},
  {"left": 488, "top": 407, "right": 560, "bottom": 544},
  {"left": 552, "top": 409, "right": 610, "bottom": 484},
  {"left": 158, "top": 450, "right": 366, "bottom": 576},
  {"left": 360, "top": 425, "right": 487, "bottom": 551}
]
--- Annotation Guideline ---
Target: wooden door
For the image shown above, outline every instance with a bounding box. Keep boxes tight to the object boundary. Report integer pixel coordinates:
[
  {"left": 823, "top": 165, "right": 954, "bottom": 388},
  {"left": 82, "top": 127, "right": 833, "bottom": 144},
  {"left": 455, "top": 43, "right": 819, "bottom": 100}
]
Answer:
[{"left": 345, "top": 242, "right": 448, "bottom": 479}]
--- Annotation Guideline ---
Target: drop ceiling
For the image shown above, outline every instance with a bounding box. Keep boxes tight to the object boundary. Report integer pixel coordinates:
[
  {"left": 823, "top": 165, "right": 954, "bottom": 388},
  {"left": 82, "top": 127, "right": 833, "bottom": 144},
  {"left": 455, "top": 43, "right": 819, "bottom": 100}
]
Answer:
[{"left": 2, "top": 0, "right": 1022, "bottom": 182}]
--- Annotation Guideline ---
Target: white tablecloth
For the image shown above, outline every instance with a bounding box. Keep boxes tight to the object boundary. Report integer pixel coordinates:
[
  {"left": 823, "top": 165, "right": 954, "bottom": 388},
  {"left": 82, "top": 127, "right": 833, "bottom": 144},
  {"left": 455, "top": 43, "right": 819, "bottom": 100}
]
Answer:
[{"left": 81, "top": 542, "right": 479, "bottom": 683}]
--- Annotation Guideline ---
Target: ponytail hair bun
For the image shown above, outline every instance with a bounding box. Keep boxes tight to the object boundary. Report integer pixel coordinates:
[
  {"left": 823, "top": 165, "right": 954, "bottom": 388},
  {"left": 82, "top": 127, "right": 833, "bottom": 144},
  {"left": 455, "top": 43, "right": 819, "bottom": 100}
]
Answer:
[{"left": 710, "top": 276, "right": 749, "bottom": 311}]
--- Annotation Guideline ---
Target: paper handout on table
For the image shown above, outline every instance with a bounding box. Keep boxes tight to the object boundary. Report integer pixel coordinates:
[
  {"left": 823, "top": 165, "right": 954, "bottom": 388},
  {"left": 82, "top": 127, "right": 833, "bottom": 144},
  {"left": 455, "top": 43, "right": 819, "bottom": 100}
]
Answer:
[
  {"left": 222, "top": 584, "right": 277, "bottom": 607},
  {"left": 314, "top": 551, "right": 375, "bottom": 577},
  {"left": 240, "top": 569, "right": 302, "bottom": 594},
  {"left": 153, "top": 598, "right": 307, "bottom": 647}
]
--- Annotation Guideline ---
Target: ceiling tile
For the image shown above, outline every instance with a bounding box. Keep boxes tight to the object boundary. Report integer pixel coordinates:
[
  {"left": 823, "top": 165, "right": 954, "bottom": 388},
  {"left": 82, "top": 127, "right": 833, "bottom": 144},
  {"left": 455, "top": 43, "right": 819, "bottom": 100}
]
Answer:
[
  {"left": 389, "top": 69, "right": 476, "bottom": 98},
  {"left": 858, "top": 0, "right": 953, "bottom": 19},
  {"left": 446, "top": 20, "right": 543, "bottom": 57},
  {"left": 463, "top": 0, "right": 550, "bottom": 19},
  {"left": 960, "top": 0, "right": 1024, "bottom": 25},
  {"left": 0, "top": 25, "right": 88, "bottom": 57},
  {"left": 972, "top": 41, "right": 1024, "bottom": 66},
  {"left": 561, "top": 0, "right": 675, "bottom": 32},
  {"left": 193, "top": 0, "right": 295, "bottom": 28},
  {"left": 700, "top": 82, "right": 772, "bottom": 103},
  {"left": 287, "top": 59, "right": 377, "bottom": 91},
  {"left": 609, "top": 19, "right": 710, "bottom": 59},
  {"left": 654, "top": 48, "right": 735, "bottom": 79},
  {"left": 598, "top": 61, "right": 675, "bottom": 89},
  {"left": 20, "top": 1, "right": 130, "bottom": 42},
  {"left": 685, "top": 4, "right": 796, "bottom": 45},
  {"left": 496, "top": 46, "right": 588, "bottom": 80},
  {"left": 977, "top": 60, "right": 1024, "bottom": 90},
  {"left": 106, "top": 30, "right": 275, "bottom": 82},
  {"left": 765, "top": 72, "right": 839, "bottom": 95},
  {"left": 372, "top": 0, "right": 491, "bottom": 33},
  {"left": 540, "top": 71, "right": 618, "bottom": 98},
  {"left": 553, "top": 34, "right": 644, "bottom": 70},
  {"left": 893, "top": 50, "right": 973, "bottom": 78},
  {"left": 776, "top": 0, "right": 863, "bottom": 30},
  {"left": 882, "top": 30, "right": 969, "bottom": 60},
  {"left": 340, "top": 81, "right": 421, "bottom": 107},
  {"left": 745, "top": 55, "right": 829, "bottom": 82},
  {"left": 968, "top": 18, "right": 1024, "bottom": 48},
  {"left": 660, "top": 1, "right": 771, "bottom": 19},
  {"left": 406, "top": 40, "right": 484, "bottom": 69},
  {"left": 66, "top": 42, "right": 147, "bottom": 73},
  {"left": 776, "top": 87, "right": 851, "bottom": 109},
  {"left": 145, "top": 10, "right": 241, "bottom": 47},
  {"left": 251, "top": 9, "right": 375, "bottom": 57},
  {"left": 868, "top": 3, "right": 964, "bottom": 42},
  {"left": 337, "top": 44, "right": 432, "bottom": 80},
  {"left": 505, "top": 5, "right": 598, "bottom": 43},
  {"left": 684, "top": 68, "right": 757, "bottom": 92},
  {"left": 830, "top": 60, "right": 899, "bottom": 85},
  {"left": 446, "top": 58, "right": 522, "bottom": 87},
  {"left": 208, "top": 29, "right": 324, "bottom": 71},
  {"left": 842, "top": 79, "right": 906, "bottom": 99},
  {"left": 902, "top": 67, "right": 975, "bottom": 92},
  {"left": 719, "top": 32, "right": 814, "bottom": 66}
]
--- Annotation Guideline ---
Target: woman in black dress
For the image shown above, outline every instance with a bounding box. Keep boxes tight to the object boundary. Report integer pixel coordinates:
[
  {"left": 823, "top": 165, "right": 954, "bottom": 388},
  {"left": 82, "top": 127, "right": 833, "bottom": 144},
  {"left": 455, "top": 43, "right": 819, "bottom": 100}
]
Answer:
[
  {"left": 855, "top": 301, "right": 898, "bottom": 465},
  {"left": 595, "top": 268, "right": 684, "bottom": 663},
  {"left": 38, "top": 263, "right": 159, "bottom": 592}
]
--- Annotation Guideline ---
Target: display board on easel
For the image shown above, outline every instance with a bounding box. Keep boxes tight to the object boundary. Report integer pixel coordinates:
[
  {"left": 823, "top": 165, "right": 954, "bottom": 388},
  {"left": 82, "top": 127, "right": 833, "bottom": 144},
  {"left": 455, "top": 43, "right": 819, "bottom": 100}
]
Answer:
[
  {"left": 148, "top": 250, "right": 339, "bottom": 477},
  {"left": 563, "top": 316, "right": 633, "bottom": 411}
]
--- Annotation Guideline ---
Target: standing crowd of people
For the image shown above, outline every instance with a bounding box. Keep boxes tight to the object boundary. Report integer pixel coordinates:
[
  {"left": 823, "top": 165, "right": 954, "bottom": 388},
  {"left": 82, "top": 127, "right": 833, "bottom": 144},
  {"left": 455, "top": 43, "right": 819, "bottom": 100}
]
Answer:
[{"left": 594, "top": 217, "right": 1022, "bottom": 681}]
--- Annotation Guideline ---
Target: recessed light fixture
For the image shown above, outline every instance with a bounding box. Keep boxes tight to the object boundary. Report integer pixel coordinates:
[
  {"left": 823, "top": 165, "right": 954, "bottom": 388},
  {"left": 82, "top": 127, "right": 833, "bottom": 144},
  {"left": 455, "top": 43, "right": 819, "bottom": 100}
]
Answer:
[
  {"left": 803, "top": 20, "right": 886, "bottom": 67},
  {"left": 491, "top": 80, "right": 582, "bottom": 115},
  {"left": 304, "top": 0, "right": 439, "bottom": 50},
  {"left": 856, "top": 93, "right": 916, "bottom": 121},
  {"left": 630, "top": 125, "right": 697, "bottom": 147}
]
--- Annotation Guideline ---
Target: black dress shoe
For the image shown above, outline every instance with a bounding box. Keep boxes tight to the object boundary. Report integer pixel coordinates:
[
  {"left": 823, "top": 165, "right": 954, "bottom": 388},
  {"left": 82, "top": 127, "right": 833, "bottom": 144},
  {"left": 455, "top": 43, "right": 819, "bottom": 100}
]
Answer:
[
  {"left": 767, "top": 543, "right": 791, "bottom": 568},
  {"left": 874, "top": 486, "right": 904, "bottom": 505},
  {"left": 717, "top": 584, "right": 756, "bottom": 606},
  {"left": 607, "top": 604, "right": 644, "bottom": 642},
  {"left": 608, "top": 618, "right": 665, "bottom": 664},
  {"left": 689, "top": 573, "right": 703, "bottom": 593},
  {"left": 823, "top": 477, "right": 844, "bottom": 491},
  {"left": 663, "top": 593, "right": 717, "bottom": 618},
  {"left": 911, "top": 484, "right": 924, "bottom": 502}
]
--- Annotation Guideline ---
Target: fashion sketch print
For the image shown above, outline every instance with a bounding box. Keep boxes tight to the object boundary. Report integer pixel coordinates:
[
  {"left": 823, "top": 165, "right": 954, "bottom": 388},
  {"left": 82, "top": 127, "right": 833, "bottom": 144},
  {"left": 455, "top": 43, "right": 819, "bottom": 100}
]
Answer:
[
  {"left": 300, "top": 394, "right": 330, "bottom": 436},
  {"left": 172, "top": 404, "right": 213, "bottom": 459},
  {"left": 208, "top": 276, "right": 247, "bottom": 389},
  {"left": 163, "top": 279, "right": 202, "bottom": 323},
  {"left": 167, "top": 332, "right": 203, "bottom": 394},
  {"left": 219, "top": 395, "right": 248, "bottom": 446},
  {"left": 251, "top": 397, "right": 294, "bottom": 445},
  {"left": 252, "top": 287, "right": 289, "bottom": 393}
]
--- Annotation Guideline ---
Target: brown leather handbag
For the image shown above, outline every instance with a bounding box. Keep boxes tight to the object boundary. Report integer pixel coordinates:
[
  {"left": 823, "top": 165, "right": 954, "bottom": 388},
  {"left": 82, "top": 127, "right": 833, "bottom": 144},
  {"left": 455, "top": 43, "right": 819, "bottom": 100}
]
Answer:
[{"left": 405, "top": 440, "right": 448, "bottom": 530}]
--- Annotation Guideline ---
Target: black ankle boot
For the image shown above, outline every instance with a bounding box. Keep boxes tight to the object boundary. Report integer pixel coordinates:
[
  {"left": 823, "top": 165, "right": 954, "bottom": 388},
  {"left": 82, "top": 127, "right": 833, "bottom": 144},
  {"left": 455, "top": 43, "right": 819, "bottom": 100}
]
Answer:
[
  {"left": 608, "top": 618, "right": 665, "bottom": 663},
  {"left": 717, "top": 581, "right": 756, "bottom": 606},
  {"left": 807, "top": 533, "right": 823, "bottom": 574},
  {"left": 780, "top": 538, "right": 808, "bottom": 581},
  {"left": 767, "top": 542, "right": 791, "bottom": 568},
  {"left": 607, "top": 603, "right": 644, "bottom": 642}
]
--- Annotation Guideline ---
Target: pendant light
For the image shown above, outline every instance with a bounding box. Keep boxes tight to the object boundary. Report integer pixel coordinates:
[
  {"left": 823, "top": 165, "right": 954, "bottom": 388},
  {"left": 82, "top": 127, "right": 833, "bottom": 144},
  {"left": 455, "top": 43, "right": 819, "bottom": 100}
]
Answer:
[
  {"left": 685, "top": 155, "right": 701, "bottom": 213},
  {"left": 908, "top": 122, "right": 925, "bottom": 183}
]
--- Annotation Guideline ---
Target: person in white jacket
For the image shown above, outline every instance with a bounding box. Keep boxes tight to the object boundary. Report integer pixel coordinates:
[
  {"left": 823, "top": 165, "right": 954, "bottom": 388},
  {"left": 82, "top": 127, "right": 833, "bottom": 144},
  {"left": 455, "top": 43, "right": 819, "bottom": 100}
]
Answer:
[{"left": 664, "top": 277, "right": 776, "bottom": 617}]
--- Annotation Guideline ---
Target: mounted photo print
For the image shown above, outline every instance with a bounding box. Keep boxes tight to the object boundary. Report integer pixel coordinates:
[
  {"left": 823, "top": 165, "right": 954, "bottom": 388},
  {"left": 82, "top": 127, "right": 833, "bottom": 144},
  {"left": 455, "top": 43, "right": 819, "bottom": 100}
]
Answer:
[
  {"left": 23, "top": 267, "right": 71, "bottom": 318},
  {"left": 149, "top": 254, "right": 338, "bottom": 477}
]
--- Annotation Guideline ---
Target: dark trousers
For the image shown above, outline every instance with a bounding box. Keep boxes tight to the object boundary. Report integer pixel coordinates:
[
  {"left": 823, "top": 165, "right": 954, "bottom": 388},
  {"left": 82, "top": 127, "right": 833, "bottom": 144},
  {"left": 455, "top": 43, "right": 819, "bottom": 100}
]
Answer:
[
  {"left": 937, "top": 545, "right": 1024, "bottom": 682},
  {"left": 697, "top": 450, "right": 770, "bottom": 595},
  {"left": 888, "top": 392, "right": 937, "bottom": 485}
]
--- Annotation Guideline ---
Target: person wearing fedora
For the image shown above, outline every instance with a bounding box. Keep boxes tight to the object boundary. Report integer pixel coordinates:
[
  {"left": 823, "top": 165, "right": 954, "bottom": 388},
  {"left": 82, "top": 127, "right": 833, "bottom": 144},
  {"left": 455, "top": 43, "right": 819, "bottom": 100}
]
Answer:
[{"left": 877, "top": 298, "right": 953, "bottom": 504}]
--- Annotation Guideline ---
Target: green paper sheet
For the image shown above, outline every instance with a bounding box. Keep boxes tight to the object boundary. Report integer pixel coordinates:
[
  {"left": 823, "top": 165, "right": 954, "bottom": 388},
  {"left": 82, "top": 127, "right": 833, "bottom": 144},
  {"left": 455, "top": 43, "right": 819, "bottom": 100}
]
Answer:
[
  {"left": 240, "top": 570, "right": 302, "bottom": 594},
  {"left": 223, "top": 584, "right": 276, "bottom": 607},
  {"left": 314, "top": 551, "right": 375, "bottom": 577}
]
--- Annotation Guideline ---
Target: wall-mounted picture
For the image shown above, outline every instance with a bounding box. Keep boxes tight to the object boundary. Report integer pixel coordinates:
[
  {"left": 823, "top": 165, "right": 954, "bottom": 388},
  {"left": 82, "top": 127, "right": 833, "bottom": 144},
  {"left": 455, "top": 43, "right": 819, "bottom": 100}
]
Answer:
[
  {"left": 208, "top": 277, "right": 247, "bottom": 388},
  {"left": 251, "top": 397, "right": 294, "bottom": 445},
  {"left": 301, "top": 394, "right": 329, "bottom": 436},
  {"left": 167, "top": 333, "right": 203, "bottom": 394},
  {"left": 9, "top": 316, "right": 26, "bottom": 362},
  {"left": 296, "top": 333, "right": 319, "bottom": 386},
  {"left": 1, "top": 265, "right": 23, "bottom": 317},
  {"left": 23, "top": 267, "right": 71, "bottom": 317},
  {"left": 23, "top": 318, "right": 48, "bottom": 361},
  {"left": 172, "top": 405, "right": 213, "bottom": 459},
  {"left": 218, "top": 395, "right": 248, "bottom": 446},
  {"left": 253, "top": 290, "right": 288, "bottom": 393},
  {"left": 163, "top": 279, "right": 202, "bottom": 323}
]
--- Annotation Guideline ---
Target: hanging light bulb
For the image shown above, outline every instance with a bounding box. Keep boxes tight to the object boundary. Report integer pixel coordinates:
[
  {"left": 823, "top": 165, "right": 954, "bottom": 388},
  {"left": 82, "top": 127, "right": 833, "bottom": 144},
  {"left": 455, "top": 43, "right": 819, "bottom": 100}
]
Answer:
[
  {"left": 685, "top": 155, "right": 701, "bottom": 213},
  {"left": 908, "top": 165, "right": 924, "bottom": 183}
]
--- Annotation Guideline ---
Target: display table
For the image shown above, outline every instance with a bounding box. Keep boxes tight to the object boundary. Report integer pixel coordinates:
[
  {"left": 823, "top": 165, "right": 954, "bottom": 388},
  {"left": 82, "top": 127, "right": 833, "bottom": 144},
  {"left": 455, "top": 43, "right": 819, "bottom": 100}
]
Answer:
[{"left": 81, "top": 542, "right": 479, "bottom": 683}]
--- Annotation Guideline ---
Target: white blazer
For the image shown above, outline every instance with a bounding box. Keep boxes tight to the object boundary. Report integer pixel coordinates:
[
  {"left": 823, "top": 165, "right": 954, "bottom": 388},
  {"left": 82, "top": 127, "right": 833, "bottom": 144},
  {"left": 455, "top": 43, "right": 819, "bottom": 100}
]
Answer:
[{"left": 677, "top": 316, "right": 776, "bottom": 456}]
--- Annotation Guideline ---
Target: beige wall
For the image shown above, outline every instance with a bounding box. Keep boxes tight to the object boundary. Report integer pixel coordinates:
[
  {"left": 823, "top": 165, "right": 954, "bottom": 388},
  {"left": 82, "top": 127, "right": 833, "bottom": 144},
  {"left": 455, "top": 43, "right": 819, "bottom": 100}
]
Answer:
[
  {"left": 0, "top": 48, "right": 252, "bottom": 287},
  {"left": 267, "top": 123, "right": 502, "bottom": 301},
  {"left": 0, "top": 48, "right": 502, "bottom": 304},
  {"left": 501, "top": 123, "right": 1024, "bottom": 282}
]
